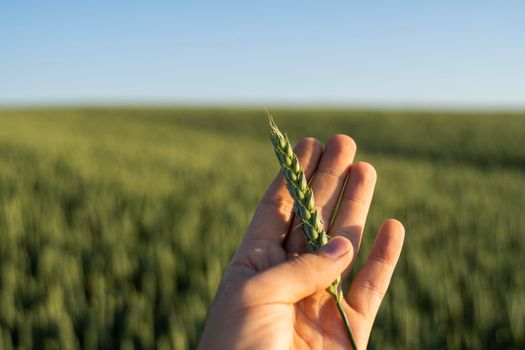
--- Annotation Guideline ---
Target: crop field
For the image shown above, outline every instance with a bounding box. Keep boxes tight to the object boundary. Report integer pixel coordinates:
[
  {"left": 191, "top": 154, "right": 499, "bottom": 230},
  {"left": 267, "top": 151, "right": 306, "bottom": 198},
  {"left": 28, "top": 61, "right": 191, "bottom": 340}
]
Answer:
[{"left": 0, "top": 107, "right": 524, "bottom": 349}]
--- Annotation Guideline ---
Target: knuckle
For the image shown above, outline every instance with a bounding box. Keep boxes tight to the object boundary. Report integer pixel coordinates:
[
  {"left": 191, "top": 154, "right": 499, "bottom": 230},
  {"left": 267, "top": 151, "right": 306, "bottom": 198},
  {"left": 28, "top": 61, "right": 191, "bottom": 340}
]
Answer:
[
  {"left": 291, "top": 254, "right": 315, "bottom": 271},
  {"left": 356, "top": 278, "right": 385, "bottom": 300},
  {"left": 259, "top": 196, "right": 294, "bottom": 213},
  {"left": 317, "top": 165, "right": 342, "bottom": 179}
]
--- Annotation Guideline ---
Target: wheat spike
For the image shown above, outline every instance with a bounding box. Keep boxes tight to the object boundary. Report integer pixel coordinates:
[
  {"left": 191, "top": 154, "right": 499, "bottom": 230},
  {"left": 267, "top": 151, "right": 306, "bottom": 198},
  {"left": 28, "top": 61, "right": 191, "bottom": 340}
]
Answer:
[{"left": 268, "top": 114, "right": 358, "bottom": 349}]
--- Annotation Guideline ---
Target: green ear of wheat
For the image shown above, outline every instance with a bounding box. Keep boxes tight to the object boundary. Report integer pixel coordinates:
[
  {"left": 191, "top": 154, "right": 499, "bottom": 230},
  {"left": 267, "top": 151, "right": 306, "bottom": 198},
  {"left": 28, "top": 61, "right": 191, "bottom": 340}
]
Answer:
[{"left": 268, "top": 115, "right": 358, "bottom": 350}]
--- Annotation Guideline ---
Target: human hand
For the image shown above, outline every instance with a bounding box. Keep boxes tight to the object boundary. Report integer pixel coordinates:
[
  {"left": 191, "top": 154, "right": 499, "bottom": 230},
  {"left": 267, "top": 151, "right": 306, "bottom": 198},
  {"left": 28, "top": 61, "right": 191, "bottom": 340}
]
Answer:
[{"left": 198, "top": 135, "right": 405, "bottom": 349}]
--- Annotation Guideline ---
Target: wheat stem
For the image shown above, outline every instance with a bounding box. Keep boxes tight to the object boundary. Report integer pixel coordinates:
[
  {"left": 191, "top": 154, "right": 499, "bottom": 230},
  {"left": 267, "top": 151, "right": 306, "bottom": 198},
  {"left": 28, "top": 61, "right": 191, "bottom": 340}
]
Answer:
[
  {"left": 336, "top": 298, "right": 358, "bottom": 350},
  {"left": 268, "top": 115, "right": 358, "bottom": 349}
]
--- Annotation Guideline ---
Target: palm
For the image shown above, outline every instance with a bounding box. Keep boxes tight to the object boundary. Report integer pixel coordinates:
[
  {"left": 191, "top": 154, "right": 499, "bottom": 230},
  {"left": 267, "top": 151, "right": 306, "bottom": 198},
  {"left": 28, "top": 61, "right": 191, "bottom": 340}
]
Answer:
[
  {"left": 295, "top": 293, "right": 355, "bottom": 349},
  {"left": 232, "top": 238, "right": 358, "bottom": 349},
  {"left": 200, "top": 135, "right": 404, "bottom": 350}
]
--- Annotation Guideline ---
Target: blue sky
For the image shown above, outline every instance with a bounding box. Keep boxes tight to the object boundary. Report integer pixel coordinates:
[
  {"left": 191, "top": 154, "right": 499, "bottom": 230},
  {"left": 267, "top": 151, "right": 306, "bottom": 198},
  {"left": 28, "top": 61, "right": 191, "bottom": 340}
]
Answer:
[{"left": 1, "top": 1, "right": 524, "bottom": 107}]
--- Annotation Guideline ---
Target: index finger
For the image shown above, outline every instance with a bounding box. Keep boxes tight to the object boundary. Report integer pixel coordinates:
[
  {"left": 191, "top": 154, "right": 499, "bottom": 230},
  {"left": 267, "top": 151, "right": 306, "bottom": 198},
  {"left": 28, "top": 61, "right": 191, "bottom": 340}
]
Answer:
[{"left": 242, "top": 137, "right": 323, "bottom": 245}]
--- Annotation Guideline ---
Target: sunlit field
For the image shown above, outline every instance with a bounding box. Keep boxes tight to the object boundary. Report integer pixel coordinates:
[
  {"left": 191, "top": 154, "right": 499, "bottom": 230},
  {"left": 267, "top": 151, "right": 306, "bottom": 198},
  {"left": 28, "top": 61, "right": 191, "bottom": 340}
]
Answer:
[{"left": 0, "top": 108, "right": 524, "bottom": 349}]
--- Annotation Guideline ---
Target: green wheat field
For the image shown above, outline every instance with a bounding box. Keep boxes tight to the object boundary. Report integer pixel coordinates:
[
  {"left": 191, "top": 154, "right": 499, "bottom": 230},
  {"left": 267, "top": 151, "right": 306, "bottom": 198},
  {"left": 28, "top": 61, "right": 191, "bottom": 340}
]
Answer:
[{"left": 0, "top": 107, "right": 524, "bottom": 349}]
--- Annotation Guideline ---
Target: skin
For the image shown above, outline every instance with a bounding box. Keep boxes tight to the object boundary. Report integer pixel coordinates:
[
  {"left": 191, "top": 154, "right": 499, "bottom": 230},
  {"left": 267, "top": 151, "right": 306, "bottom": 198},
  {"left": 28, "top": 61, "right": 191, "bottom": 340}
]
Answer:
[{"left": 198, "top": 135, "right": 405, "bottom": 349}]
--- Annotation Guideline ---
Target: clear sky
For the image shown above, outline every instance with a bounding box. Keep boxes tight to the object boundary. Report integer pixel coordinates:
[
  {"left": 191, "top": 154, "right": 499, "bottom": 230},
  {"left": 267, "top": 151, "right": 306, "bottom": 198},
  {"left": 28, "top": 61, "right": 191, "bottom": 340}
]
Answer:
[{"left": 1, "top": 1, "right": 524, "bottom": 107}]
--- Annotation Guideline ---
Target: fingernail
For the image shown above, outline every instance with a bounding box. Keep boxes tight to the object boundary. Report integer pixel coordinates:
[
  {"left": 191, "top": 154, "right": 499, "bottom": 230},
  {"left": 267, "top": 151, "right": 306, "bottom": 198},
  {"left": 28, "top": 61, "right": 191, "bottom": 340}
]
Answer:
[{"left": 321, "top": 237, "right": 350, "bottom": 258}]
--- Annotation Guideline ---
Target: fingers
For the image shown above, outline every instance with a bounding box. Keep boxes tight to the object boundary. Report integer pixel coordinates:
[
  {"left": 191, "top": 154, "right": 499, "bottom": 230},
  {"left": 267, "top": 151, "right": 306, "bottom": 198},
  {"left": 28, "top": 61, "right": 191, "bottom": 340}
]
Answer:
[
  {"left": 346, "top": 219, "right": 404, "bottom": 326},
  {"left": 285, "top": 135, "right": 356, "bottom": 254},
  {"left": 243, "top": 137, "right": 323, "bottom": 244},
  {"left": 248, "top": 237, "right": 354, "bottom": 303},
  {"left": 329, "top": 162, "right": 377, "bottom": 279}
]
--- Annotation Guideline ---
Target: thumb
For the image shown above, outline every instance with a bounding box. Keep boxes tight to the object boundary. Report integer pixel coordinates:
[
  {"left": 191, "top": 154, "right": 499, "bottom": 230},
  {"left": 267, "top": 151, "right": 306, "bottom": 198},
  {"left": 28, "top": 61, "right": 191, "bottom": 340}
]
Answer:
[{"left": 250, "top": 237, "right": 354, "bottom": 303}]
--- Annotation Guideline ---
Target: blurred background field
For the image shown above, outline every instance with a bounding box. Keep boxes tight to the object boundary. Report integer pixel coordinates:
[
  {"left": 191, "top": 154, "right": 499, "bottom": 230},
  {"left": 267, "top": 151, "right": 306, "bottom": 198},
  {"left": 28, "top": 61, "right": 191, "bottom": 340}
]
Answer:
[{"left": 0, "top": 107, "right": 524, "bottom": 349}]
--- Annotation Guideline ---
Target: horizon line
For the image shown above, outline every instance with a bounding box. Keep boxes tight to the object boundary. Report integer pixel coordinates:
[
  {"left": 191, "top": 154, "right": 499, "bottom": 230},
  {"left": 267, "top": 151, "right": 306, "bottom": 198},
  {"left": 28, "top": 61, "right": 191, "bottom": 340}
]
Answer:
[{"left": 1, "top": 99, "right": 525, "bottom": 113}]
